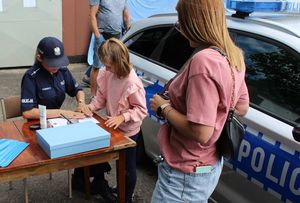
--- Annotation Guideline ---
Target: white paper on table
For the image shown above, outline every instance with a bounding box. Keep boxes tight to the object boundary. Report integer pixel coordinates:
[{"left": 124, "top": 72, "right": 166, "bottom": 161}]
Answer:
[
  {"left": 23, "top": 0, "right": 36, "bottom": 8},
  {"left": 78, "top": 117, "right": 99, "bottom": 124},
  {"left": 48, "top": 118, "right": 68, "bottom": 128},
  {"left": 0, "top": 0, "right": 3, "bottom": 12}
]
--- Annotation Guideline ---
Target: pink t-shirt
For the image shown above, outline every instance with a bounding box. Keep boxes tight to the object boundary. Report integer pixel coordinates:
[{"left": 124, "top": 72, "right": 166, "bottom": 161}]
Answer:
[
  {"left": 89, "top": 68, "right": 147, "bottom": 137},
  {"left": 159, "top": 48, "right": 249, "bottom": 173}
]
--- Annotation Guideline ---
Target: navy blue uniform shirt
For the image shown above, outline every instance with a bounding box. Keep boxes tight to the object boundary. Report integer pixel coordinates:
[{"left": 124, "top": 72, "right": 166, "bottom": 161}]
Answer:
[{"left": 21, "top": 64, "right": 82, "bottom": 113}]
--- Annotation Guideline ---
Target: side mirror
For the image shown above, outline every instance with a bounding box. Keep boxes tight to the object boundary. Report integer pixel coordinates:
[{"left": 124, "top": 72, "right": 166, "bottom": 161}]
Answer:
[{"left": 292, "top": 123, "right": 300, "bottom": 142}]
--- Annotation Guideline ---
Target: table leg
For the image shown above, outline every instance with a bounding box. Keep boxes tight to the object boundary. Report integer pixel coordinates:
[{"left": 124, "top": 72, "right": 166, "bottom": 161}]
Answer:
[
  {"left": 23, "top": 178, "right": 28, "bottom": 203},
  {"left": 84, "top": 166, "right": 91, "bottom": 200},
  {"left": 117, "top": 150, "right": 126, "bottom": 203},
  {"left": 68, "top": 169, "right": 72, "bottom": 198}
]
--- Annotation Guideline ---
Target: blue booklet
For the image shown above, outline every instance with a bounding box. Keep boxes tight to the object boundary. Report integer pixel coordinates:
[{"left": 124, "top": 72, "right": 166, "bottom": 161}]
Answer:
[{"left": 0, "top": 139, "right": 29, "bottom": 167}]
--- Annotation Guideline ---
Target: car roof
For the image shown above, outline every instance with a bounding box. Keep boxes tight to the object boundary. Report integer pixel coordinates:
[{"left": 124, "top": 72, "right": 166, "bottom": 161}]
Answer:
[
  {"left": 148, "top": 12, "right": 300, "bottom": 37},
  {"left": 228, "top": 12, "right": 300, "bottom": 37},
  {"left": 226, "top": 13, "right": 300, "bottom": 52},
  {"left": 126, "top": 12, "right": 300, "bottom": 52}
]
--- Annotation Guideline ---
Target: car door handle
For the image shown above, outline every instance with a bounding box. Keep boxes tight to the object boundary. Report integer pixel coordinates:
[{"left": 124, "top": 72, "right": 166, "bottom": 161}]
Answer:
[
  {"left": 293, "top": 123, "right": 300, "bottom": 142},
  {"left": 139, "top": 77, "right": 155, "bottom": 86}
]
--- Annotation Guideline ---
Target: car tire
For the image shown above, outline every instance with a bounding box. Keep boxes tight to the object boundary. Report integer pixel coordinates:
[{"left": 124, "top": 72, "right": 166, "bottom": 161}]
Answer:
[{"left": 136, "top": 131, "right": 146, "bottom": 164}]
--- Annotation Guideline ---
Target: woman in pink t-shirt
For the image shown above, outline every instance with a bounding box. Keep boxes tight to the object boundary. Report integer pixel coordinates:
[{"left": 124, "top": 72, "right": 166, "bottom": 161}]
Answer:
[
  {"left": 80, "top": 38, "right": 147, "bottom": 203},
  {"left": 150, "top": 0, "right": 249, "bottom": 202}
]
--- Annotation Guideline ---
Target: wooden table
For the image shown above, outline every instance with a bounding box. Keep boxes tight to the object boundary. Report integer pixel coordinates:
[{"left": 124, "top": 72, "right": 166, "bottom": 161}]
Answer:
[{"left": 0, "top": 114, "right": 136, "bottom": 203}]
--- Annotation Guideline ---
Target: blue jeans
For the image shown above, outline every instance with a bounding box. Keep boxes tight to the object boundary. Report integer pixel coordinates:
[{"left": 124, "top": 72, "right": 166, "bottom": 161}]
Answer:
[
  {"left": 93, "top": 34, "right": 105, "bottom": 69},
  {"left": 151, "top": 159, "right": 223, "bottom": 203}
]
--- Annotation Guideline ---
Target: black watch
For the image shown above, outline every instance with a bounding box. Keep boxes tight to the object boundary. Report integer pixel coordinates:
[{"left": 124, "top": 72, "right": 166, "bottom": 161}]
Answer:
[
  {"left": 156, "top": 103, "right": 170, "bottom": 118},
  {"left": 156, "top": 106, "right": 163, "bottom": 118}
]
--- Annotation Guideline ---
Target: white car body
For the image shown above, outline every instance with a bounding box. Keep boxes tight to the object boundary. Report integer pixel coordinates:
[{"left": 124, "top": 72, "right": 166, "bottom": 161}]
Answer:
[{"left": 122, "top": 11, "right": 300, "bottom": 203}]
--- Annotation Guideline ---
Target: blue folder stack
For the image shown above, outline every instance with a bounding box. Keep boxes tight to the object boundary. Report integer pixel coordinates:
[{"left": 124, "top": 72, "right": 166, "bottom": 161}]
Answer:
[
  {"left": 0, "top": 139, "right": 29, "bottom": 167},
  {"left": 36, "top": 121, "right": 110, "bottom": 158}
]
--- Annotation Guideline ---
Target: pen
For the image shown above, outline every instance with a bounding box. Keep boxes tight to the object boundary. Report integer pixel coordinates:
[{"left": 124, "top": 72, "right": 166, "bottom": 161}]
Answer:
[{"left": 60, "top": 113, "right": 73, "bottom": 124}]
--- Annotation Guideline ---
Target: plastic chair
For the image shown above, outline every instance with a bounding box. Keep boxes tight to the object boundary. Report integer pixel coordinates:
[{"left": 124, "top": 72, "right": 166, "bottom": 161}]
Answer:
[{"left": 0, "top": 96, "right": 21, "bottom": 121}]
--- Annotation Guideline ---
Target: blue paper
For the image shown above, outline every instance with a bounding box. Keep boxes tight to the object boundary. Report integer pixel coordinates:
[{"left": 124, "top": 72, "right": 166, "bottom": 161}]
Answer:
[
  {"left": 36, "top": 121, "right": 110, "bottom": 158},
  {"left": 0, "top": 139, "right": 29, "bottom": 167}
]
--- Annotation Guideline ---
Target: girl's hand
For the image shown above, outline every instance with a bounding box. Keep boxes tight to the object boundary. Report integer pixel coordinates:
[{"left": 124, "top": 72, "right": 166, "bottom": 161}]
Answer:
[
  {"left": 150, "top": 94, "right": 170, "bottom": 113},
  {"left": 105, "top": 115, "right": 125, "bottom": 129},
  {"left": 77, "top": 104, "right": 93, "bottom": 117}
]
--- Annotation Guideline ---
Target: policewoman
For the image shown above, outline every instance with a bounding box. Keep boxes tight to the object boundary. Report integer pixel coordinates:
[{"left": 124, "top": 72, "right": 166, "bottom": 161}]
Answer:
[
  {"left": 21, "top": 37, "right": 117, "bottom": 202},
  {"left": 21, "top": 36, "right": 86, "bottom": 119}
]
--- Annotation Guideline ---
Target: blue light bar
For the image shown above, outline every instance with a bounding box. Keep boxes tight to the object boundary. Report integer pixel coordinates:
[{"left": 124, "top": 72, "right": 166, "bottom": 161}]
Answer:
[
  {"left": 226, "top": 0, "right": 300, "bottom": 14},
  {"left": 226, "top": 0, "right": 283, "bottom": 13}
]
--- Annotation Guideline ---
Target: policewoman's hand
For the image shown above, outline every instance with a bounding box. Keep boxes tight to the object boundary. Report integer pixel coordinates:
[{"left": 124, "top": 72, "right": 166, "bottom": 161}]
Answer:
[
  {"left": 77, "top": 104, "right": 93, "bottom": 117},
  {"left": 75, "top": 102, "right": 85, "bottom": 113}
]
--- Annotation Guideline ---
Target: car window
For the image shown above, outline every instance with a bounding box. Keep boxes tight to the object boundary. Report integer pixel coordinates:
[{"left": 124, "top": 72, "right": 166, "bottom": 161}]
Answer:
[
  {"left": 125, "top": 26, "right": 194, "bottom": 72},
  {"left": 157, "top": 29, "right": 194, "bottom": 71},
  {"left": 125, "top": 27, "right": 171, "bottom": 58},
  {"left": 233, "top": 32, "right": 300, "bottom": 124}
]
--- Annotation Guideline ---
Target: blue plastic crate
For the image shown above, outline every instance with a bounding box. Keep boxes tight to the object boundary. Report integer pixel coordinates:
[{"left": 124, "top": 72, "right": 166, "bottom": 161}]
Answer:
[{"left": 36, "top": 121, "right": 110, "bottom": 158}]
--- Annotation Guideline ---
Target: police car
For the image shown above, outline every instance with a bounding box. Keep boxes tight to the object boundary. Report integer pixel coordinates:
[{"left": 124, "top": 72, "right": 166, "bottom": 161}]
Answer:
[{"left": 122, "top": 1, "right": 300, "bottom": 202}]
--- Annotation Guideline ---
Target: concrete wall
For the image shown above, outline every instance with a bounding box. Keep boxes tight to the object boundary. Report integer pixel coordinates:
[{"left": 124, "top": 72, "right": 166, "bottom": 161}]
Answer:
[
  {"left": 0, "top": 0, "right": 63, "bottom": 68},
  {"left": 0, "top": 0, "right": 90, "bottom": 68}
]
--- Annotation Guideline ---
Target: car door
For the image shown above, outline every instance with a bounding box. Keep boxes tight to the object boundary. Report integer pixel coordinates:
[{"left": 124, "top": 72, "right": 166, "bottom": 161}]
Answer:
[{"left": 217, "top": 29, "right": 300, "bottom": 203}]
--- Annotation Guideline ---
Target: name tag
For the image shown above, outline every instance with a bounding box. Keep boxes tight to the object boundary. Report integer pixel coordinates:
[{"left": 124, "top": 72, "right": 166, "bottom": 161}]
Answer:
[
  {"left": 195, "top": 165, "right": 212, "bottom": 173},
  {"left": 21, "top": 98, "right": 33, "bottom": 103}
]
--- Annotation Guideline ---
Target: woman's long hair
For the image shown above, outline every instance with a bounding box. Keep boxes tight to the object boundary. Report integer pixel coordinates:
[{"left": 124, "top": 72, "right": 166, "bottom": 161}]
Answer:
[
  {"left": 176, "top": 0, "right": 245, "bottom": 71},
  {"left": 98, "top": 38, "right": 131, "bottom": 78},
  {"left": 34, "top": 50, "right": 42, "bottom": 66}
]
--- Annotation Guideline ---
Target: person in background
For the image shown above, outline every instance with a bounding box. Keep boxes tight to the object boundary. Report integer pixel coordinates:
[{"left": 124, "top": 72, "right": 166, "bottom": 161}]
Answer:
[
  {"left": 81, "top": 34, "right": 95, "bottom": 87},
  {"left": 82, "top": 65, "right": 92, "bottom": 86},
  {"left": 21, "top": 36, "right": 86, "bottom": 120},
  {"left": 79, "top": 38, "right": 147, "bottom": 203},
  {"left": 21, "top": 36, "right": 117, "bottom": 203},
  {"left": 150, "top": 0, "right": 249, "bottom": 202},
  {"left": 89, "top": 0, "right": 131, "bottom": 98}
]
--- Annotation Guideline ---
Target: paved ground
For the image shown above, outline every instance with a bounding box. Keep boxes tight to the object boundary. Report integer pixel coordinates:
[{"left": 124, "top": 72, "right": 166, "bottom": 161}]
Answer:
[{"left": 0, "top": 64, "right": 157, "bottom": 203}]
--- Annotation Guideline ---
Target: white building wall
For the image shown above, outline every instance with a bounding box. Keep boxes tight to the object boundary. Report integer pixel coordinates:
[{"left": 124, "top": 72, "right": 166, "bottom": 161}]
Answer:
[{"left": 0, "top": 0, "right": 62, "bottom": 68}]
